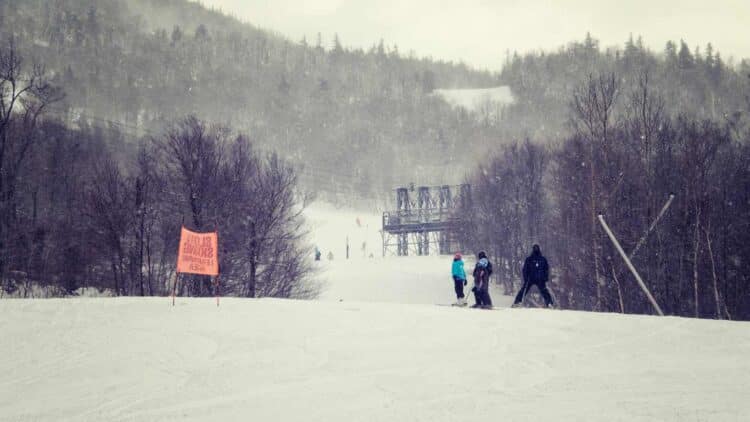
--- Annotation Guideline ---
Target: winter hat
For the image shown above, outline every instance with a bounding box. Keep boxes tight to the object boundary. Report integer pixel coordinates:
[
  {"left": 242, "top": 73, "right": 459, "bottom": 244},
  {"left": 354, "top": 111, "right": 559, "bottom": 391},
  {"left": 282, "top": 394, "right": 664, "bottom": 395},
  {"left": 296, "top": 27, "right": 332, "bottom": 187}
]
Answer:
[
  {"left": 532, "top": 244, "right": 541, "bottom": 254},
  {"left": 477, "top": 251, "right": 487, "bottom": 259}
]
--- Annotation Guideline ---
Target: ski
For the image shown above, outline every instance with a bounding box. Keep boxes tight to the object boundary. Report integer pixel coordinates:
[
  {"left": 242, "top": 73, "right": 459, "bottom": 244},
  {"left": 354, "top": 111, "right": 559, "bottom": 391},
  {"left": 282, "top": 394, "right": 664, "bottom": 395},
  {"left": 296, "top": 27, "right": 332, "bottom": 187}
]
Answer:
[{"left": 435, "top": 304, "right": 503, "bottom": 310}]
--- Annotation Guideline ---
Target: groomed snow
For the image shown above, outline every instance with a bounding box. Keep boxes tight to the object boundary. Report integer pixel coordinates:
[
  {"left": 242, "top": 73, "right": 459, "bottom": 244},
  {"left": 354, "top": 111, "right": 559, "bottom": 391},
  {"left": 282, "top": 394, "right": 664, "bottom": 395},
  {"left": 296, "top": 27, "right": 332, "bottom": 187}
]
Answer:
[{"left": 1, "top": 298, "right": 749, "bottom": 421}]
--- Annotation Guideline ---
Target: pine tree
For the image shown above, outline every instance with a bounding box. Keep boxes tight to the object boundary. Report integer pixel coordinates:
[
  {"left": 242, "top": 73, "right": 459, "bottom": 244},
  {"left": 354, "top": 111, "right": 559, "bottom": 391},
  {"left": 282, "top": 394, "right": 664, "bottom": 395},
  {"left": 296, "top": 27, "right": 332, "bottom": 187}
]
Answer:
[
  {"left": 331, "top": 33, "right": 343, "bottom": 56},
  {"left": 194, "top": 24, "right": 208, "bottom": 41},
  {"left": 705, "top": 43, "right": 715, "bottom": 70},
  {"left": 171, "top": 25, "right": 183, "bottom": 45},
  {"left": 678, "top": 40, "right": 694, "bottom": 69},
  {"left": 665, "top": 41, "right": 678, "bottom": 67}
]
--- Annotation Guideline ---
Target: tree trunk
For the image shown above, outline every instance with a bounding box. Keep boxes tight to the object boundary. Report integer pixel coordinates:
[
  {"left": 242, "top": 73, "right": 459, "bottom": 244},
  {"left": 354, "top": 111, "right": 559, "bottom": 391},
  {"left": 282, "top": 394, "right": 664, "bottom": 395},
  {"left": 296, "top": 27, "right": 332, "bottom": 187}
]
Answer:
[
  {"left": 138, "top": 214, "right": 145, "bottom": 296},
  {"left": 146, "top": 232, "right": 153, "bottom": 296},
  {"left": 611, "top": 264, "right": 625, "bottom": 313},
  {"left": 590, "top": 142, "right": 603, "bottom": 310},
  {"left": 111, "top": 260, "right": 120, "bottom": 296},
  {"left": 692, "top": 207, "right": 701, "bottom": 318},
  {"left": 704, "top": 226, "right": 723, "bottom": 319},
  {"left": 248, "top": 221, "right": 257, "bottom": 298}
]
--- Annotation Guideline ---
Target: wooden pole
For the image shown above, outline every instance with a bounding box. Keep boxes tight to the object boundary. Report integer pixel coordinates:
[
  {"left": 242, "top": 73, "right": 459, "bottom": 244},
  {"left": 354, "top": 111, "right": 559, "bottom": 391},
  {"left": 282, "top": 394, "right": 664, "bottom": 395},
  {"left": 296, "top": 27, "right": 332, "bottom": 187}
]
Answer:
[
  {"left": 171, "top": 273, "right": 179, "bottom": 307},
  {"left": 598, "top": 215, "right": 664, "bottom": 316},
  {"left": 214, "top": 275, "right": 220, "bottom": 307}
]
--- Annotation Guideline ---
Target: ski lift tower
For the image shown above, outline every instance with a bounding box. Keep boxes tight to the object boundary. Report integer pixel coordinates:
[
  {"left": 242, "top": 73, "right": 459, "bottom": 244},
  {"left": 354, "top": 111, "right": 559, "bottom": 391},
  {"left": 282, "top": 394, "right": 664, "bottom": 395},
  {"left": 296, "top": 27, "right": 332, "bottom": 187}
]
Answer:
[{"left": 381, "top": 184, "right": 471, "bottom": 257}]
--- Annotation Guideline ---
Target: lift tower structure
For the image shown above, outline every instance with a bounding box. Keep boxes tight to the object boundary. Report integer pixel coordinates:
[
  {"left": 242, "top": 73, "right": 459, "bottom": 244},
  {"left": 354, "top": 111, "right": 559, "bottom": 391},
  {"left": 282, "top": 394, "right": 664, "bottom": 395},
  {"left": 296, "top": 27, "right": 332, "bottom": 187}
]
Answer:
[{"left": 381, "top": 184, "right": 471, "bottom": 256}]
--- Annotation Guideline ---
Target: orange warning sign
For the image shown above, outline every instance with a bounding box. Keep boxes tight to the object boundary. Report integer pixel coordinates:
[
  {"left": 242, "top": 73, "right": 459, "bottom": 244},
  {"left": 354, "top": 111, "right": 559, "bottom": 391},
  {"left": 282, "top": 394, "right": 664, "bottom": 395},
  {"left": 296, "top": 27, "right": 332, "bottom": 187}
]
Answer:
[{"left": 176, "top": 227, "right": 219, "bottom": 276}]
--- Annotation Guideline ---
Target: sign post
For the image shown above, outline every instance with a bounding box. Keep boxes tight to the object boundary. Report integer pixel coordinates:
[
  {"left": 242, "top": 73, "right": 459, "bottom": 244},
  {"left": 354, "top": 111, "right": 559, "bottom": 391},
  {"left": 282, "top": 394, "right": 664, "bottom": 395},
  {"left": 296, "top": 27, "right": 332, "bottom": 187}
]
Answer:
[{"left": 174, "top": 227, "right": 220, "bottom": 306}]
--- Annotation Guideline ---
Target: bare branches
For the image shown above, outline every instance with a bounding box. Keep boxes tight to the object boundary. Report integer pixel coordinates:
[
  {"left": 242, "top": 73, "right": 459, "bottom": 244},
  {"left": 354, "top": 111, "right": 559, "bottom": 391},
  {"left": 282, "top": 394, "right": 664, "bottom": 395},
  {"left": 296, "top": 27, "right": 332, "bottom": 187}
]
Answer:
[
  {"left": 153, "top": 116, "right": 314, "bottom": 298},
  {"left": 0, "top": 39, "right": 60, "bottom": 280},
  {"left": 571, "top": 73, "right": 620, "bottom": 144}
]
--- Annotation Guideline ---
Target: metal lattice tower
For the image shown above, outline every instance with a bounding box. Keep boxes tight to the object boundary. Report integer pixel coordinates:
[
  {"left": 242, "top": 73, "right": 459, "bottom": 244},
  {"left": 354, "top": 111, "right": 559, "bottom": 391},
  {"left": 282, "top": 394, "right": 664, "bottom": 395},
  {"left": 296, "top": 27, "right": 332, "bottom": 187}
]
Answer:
[{"left": 382, "top": 184, "right": 471, "bottom": 257}]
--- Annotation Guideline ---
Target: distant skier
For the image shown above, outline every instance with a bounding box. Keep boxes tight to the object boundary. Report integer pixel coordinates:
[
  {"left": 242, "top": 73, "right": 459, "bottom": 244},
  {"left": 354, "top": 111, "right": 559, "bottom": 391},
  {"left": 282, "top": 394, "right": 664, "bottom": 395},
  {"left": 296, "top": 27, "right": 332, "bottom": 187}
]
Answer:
[
  {"left": 451, "top": 252, "right": 467, "bottom": 306},
  {"left": 314, "top": 246, "right": 321, "bottom": 261},
  {"left": 471, "top": 251, "right": 493, "bottom": 309},
  {"left": 513, "top": 244, "right": 554, "bottom": 308}
]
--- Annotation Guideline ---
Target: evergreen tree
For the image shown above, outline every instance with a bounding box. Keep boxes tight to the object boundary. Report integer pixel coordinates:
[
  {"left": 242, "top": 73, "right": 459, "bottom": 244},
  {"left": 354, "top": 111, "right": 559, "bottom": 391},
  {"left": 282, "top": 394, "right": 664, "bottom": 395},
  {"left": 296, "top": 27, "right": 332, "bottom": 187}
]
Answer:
[
  {"left": 678, "top": 40, "right": 694, "bottom": 69},
  {"left": 171, "top": 25, "right": 183, "bottom": 45}
]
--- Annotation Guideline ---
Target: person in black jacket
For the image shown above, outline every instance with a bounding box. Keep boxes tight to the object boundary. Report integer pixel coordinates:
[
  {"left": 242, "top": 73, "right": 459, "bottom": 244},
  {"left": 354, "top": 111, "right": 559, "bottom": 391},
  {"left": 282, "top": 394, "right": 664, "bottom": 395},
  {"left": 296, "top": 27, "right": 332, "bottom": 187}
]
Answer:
[
  {"left": 513, "top": 244, "right": 554, "bottom": 308},
  {"left": 471, "top": 251, "right": 493, "bottom": 309}
]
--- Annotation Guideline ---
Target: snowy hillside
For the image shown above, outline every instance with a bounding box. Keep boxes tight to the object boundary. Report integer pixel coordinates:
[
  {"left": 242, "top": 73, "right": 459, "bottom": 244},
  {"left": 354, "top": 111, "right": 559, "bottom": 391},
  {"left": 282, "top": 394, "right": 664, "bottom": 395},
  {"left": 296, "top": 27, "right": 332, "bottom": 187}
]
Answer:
[
  {"left": 2, "top": 298, "right": 749, "bottom": 422},
  {"left": 433, "top": 86, "right": 514, "bottom": 112}
]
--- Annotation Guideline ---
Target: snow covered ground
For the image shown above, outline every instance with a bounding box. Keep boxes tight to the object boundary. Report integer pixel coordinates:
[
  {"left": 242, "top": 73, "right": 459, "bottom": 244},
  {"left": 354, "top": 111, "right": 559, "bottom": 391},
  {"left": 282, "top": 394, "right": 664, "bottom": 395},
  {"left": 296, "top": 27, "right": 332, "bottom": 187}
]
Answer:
[
  {"left": 305, "top": 201, "right": 506, "bottom": 306},
  {"left": 2, "top": 202, "right": 750, "bottom": 421},
  {"left": 433, "top": 86, "right": 514, "bottom": 112},
  {"left": 2, "top": 298, "right": 749, "bottom": 422}
]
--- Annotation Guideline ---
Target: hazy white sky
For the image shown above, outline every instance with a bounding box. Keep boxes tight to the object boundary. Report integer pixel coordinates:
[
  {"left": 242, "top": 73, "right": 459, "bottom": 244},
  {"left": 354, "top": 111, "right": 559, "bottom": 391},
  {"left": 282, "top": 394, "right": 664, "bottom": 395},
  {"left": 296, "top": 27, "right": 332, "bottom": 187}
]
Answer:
[{"left": 194, "top": 0, "right": 749, "bottom": 71}]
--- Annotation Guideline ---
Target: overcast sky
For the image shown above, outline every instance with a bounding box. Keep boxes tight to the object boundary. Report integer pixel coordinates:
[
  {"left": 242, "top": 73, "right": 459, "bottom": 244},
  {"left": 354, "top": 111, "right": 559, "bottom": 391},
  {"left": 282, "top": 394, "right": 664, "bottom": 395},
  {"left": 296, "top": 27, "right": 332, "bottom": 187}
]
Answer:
[{"left": 193, "top": 0, "right": 749, "bottom": 71}]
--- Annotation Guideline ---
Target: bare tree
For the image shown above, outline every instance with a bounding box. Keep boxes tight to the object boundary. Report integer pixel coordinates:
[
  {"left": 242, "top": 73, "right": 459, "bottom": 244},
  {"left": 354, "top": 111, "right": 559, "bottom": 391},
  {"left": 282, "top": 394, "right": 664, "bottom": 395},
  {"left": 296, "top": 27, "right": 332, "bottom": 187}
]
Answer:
[
  {"left": 570, "top": 72, "right": 619, "bottom": 309},
  {"left": 84, "top": 159, "right": 132, "bottom": 295},
  {"left": 155, "top": 117, "right": 315, "bottom": 299},
  {"left": 252, "top": 153, "right": 314, "bottom": 298},
  {"left": 458, "top": 139, "right": 549, "bottom": 295},
  {"left": 0, "top": 39, "right": 61, "bottom": 279},
  {"left": 159, "top": 116, "right": 225, "bottom": 230}
]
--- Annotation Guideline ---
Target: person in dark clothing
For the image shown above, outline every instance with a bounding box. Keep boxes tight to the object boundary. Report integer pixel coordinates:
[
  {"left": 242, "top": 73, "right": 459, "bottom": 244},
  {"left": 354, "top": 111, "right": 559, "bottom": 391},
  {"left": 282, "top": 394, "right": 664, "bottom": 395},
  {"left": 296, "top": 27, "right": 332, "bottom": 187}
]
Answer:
[
  {"left": 471, "top": 251, "right": 493, "bottom": 309},
  {"left": 513, "top": 244, "right": 554, "bottom": 308}
]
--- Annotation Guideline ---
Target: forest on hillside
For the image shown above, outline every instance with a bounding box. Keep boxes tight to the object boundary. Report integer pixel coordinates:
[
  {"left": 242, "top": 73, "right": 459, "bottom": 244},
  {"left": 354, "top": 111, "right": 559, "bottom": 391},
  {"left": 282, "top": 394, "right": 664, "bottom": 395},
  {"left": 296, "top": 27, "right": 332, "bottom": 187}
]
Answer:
[
  {"left": 0, "top": 0, "right": 500, "bottom": 202},
  {"left": 4, "top": 1, "right": 747, "bottom": 201},
  {"left": 499, "top": 33, "right": 750, "bottom": 140}
]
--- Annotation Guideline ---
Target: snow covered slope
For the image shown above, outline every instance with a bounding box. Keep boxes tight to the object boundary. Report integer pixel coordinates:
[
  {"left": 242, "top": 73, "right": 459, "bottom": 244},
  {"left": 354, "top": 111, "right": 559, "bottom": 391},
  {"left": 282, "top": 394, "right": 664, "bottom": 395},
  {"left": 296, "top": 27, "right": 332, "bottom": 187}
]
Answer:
[
  {"left": 433, "top": 86, "right": 514, "bottom": 111},
  {"left": 1, "top": 298, "right": 749, "bottom": 422},
  {"left": 305, "top": 202, "right": 506, "bottom": 306}
]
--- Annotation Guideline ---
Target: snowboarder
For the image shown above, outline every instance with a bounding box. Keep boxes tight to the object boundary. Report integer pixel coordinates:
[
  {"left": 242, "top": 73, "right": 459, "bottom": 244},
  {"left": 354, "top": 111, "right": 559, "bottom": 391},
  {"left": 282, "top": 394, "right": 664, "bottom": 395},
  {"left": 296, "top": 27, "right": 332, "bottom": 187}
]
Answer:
[
  {"left": 451, "top": 252, "right": 467, "bottom": 306},
  {"left": 471, "top": 251, "right": 493, "bottom": 309},
  {"left": 513, "top": 244, "right": 554, "bottom": 308}
]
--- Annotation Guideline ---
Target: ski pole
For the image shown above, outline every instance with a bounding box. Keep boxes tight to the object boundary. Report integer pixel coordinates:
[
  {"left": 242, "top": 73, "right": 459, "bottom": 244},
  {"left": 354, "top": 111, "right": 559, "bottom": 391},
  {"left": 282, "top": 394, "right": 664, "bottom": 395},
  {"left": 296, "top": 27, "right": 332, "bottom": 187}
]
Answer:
[{"left": 519, "top": 279, "right": 529, "bottom": 304}]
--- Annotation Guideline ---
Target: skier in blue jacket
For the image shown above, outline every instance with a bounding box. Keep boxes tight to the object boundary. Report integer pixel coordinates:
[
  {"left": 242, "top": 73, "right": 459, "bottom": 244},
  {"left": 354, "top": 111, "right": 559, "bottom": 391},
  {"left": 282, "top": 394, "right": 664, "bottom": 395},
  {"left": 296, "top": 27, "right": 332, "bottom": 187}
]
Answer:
[{"left": 451, "top": 252, "right": 467, "bottom": 306}]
